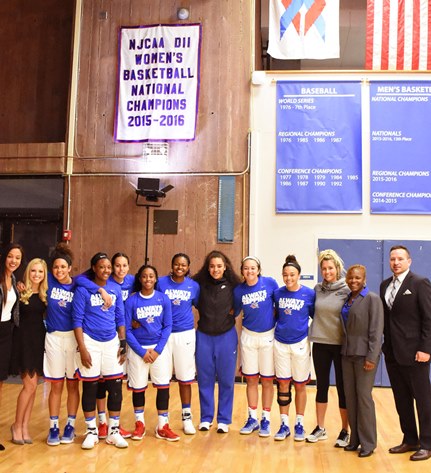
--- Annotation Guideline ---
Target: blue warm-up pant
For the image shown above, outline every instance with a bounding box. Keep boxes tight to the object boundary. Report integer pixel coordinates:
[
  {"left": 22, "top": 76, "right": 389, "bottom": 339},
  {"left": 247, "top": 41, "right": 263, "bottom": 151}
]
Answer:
[{"left": 196, "top": 326, "right": 238, "bottom": 425}]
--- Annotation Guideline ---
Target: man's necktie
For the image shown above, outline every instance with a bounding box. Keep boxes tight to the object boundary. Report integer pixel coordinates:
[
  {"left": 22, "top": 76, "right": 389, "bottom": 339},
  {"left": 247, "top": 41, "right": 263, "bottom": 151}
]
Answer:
[{"left": 387, "top": 277, "right": 399, "bottom": 309}]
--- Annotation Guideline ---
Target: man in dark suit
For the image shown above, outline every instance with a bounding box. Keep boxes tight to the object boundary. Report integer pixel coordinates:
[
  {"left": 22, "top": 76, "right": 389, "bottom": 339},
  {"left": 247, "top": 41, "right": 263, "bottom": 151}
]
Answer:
[{"left": 380, "top": 245, "right": 431, "bottom": 461}]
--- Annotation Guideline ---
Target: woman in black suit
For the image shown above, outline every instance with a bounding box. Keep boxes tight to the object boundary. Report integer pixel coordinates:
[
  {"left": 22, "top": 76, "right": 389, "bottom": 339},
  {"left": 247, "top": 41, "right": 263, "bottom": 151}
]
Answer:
[
  {"left": 341, "top": 264, "right": 384, "bottom": 458},
  {"left": 0, "top": 243, "right": 24, "bottom": 450}
]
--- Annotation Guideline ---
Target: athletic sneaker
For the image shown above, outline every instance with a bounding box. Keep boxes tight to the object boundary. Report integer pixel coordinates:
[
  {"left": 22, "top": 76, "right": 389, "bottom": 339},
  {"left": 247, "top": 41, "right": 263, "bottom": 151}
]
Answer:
[
  {"left": 106, "top": 430, "right": 129, "bottom": 448},
  {"left": 294, "top": 423, "right": 305, "bottom": 441},
  {"left": 334, "top": 429, "right": 350, "bottom": 448},
  {"left": 274, "top": 423, "right": 290, "bottom": 441},
  {"left": 240, "top": 417, "right": 259, "bottom": 435},
  {"left": 306, "top": 425, "right": 328, "bottom": 443},
  {"left": 198, "top": 421, "right": 212, "bottom": 431},
  {"left": 217, "top": 423, "right": 229, "bottom": 434},
  {"left": 182, "top": 413, "right": 196, "bottom": 435},
  {"left": 155, "top": 424, "right": 180, "bottom": 442},
  {"left": 98, "top": 422, "right": 108, "bottom": 439},
  {"left": 131, "top": 421, "right": 146, "bottom": 440},
  {"left": 81, "top": 428, "right": 99, "bottom": 450},
  {"left": 60, "top": 424, "right": 75, "bottom": 444},
  {"left": 259, "top": 419, "right": 271, "bottom": 437},
  {"left": 46, "top": 427, "right": 61, "bottom": 446},
  {"left": 119, "top": 425, "right": 132, "bottom": 438}
]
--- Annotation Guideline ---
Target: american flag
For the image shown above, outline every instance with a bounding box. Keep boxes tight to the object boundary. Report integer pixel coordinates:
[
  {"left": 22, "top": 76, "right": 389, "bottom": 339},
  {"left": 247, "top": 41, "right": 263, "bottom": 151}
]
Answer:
[{"left": 365, "top": 0, "right": 431, "bottom": 70}]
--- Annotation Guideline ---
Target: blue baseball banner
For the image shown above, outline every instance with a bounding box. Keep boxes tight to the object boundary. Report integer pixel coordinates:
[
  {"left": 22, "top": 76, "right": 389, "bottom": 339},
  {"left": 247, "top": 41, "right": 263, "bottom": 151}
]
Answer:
[
  {"left": 276, "top": 81, "right": 362, "bottom": 213},
  {"left": 370, "top": 81, "right": 431, "bottom": 214},
  {"left": 115, "top": 24, "right": 201, "bottom": 142}
]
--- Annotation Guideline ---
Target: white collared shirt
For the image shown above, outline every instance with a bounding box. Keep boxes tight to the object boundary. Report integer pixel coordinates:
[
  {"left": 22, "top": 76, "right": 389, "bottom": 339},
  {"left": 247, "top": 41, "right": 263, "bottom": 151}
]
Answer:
[
  {"left": 385, "top": 269, "right": 409, "bottom": 307},
  {"left": 1, "top": 286, "right": 16, "bottom": 322}
]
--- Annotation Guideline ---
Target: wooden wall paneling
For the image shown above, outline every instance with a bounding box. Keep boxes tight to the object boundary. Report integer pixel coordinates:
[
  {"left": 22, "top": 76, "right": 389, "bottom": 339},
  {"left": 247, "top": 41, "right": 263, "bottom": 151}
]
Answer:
[
  {"left": 148, "top": 176, "right": 248, "bottom": 274},
  {"left": 74, "top": 0, "right": 251, "bottom": 174},
  {"left": 0, "top": 157, "right": 66, "bottom": 174},
  {"left": 69, "top": 175, "right": 147, "bottom": 272},
  {"left": 255, "top": 0, "right": 263, "bottom": 70},
  {"left": 69, "top": 177, "right": 84, "bottom": 274},
  {"left": 69, "top": 0, "right": 252, "bottom": 271},
  {"left": 0, "top": 142, "right": 66, "bottom": 173},
  {"left": 69, "top": 173, "right": 247, "bottom": 278},
  {"left": 0, "top": 0, "right": 72, "bottom": 144},
  {"left": 36, "top": 4, "right": 73, "bottom": 142},
  {"left": 196, "top": 1, "right": 222, "bottom": 172},
  {"left": 0, "top": 142, "right": 65, "bottom": 158},
  {"left": 96, "top": 1, "right": 121, "bottom": 159},
  {"left": 219, "top": 0, "right": 237, "bottom": 170},
  {"left": 76, "top": 2, "right": 97, "bottom": 158}
]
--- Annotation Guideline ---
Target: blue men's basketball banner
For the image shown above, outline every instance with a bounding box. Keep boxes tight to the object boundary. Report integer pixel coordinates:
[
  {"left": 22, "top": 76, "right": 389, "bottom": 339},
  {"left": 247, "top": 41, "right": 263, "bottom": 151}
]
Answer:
[
  {"left": 268, "top": 0, "right": 339, "bottom": 59},
  {"left": 370, "top": 81, "right": 431, "bottom": 214},
  {"left": 276, "top": 81, "right": 362, "bottom": 213},
  {"left": 115, "top": 24, "right": 202, "bottom": 142}
]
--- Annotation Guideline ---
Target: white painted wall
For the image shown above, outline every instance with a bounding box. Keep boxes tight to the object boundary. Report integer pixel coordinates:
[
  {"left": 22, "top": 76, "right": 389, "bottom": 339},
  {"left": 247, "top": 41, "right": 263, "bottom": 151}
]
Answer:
[{"left": 249, "top": 72, "right": 431, "bottom": 286}]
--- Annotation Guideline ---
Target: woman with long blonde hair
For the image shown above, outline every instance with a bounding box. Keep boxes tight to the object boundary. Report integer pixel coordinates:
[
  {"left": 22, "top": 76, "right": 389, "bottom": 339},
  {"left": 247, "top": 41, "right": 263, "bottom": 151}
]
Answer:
[
  {"left": 10, "top": 258, "right": 48, "bottom": 444},
  {"left": 307, "top": 249, "right": 350, "bottom": 446}
]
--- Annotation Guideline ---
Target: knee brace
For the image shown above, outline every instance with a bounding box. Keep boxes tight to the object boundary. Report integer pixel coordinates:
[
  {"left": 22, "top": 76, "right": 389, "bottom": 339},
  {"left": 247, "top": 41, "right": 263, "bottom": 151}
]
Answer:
[
  {"left": 105, "top": 378, "right": 123, "bottom": 412},
  {"left": 96, "top": 379, "right": 107, "bottom": 400},
  {"left": 82, "top": 381, "right": 99, "bottom": 412},
  {"left": 156, "top": 388, "right": 170, "bottom": 411},
  {"left": 132, "top": 391, "right": 146, "bottom": 408},
  {"left": 277, "top": 383, "right": 292, "bottom": 407}
]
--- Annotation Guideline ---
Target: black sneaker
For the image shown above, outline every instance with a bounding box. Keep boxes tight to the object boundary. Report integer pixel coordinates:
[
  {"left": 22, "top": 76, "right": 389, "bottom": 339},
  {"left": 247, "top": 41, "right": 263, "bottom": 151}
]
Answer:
[
  {"left": 334, "top": 429, "right": 349, "bottom": 448},
  {"left": 306, "top": 425, "right": 328, "bottom": 443}
]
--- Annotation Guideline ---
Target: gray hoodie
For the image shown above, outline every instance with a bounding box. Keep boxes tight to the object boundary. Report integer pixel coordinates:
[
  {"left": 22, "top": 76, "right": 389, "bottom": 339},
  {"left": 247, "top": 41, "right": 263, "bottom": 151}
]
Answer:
[{"left": 309, "top": 278, "right": 349, "bottom": 345}]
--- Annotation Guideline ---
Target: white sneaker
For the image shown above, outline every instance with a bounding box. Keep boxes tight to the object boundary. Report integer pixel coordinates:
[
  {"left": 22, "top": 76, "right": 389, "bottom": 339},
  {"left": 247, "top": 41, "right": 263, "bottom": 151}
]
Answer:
[
  {"left": 334, "top": 429, "right": 350, "bottom": 448},
  {"left": 81, "top": 429, "right": 99, "bottom": 450},
  {"left": 183, "top": 416, "right": 196, "bottom": 435},
  {"left": 106, "top": 431, "right": 129, "bottom": 448},
  {"left": 306, "top": 425, "right": 328, "bottom": 443},
  {"left": 217, "top": 423, "right": 229, "bottom": 434},
  {"left": 198, "top": 421, "right": 212, "bottom": 431}
]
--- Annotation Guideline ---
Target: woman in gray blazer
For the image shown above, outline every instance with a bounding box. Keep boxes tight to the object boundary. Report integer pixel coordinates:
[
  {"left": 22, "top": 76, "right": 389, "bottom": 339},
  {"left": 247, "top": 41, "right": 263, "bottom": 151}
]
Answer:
[{"left": 340, "top": 264, "right": 384, "bottom": 458}]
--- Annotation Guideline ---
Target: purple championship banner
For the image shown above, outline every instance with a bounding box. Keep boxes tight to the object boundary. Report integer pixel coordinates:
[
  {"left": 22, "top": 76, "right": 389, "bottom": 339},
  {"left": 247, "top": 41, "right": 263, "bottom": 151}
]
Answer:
[
  {"left": 370, "top": 81, "right": 431, "bottom": 214},
  {"left": 276, "top": 81, "right": 362, "bottom": 213},
  {"left": 115, "top": 23, "right": 202, "bottom": 142}
]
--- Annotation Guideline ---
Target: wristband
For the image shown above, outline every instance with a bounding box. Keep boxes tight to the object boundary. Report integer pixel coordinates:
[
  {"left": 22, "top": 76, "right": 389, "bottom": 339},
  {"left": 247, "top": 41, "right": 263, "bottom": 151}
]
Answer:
[{"left": 119, "top": 339, "right": 127, "bottom": 355}]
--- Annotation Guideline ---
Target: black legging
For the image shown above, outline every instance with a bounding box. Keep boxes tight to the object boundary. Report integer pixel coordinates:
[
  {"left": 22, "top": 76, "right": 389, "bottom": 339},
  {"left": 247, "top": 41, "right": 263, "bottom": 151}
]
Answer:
[
  {"left": 82, "top": 378, "right": 123, "bottom": 412},
  {"left": 312, "top": 342, "right": 346, "bottom": 408},
  {"left": 133, "top": 388, "right": 170, "bottom": 411}
]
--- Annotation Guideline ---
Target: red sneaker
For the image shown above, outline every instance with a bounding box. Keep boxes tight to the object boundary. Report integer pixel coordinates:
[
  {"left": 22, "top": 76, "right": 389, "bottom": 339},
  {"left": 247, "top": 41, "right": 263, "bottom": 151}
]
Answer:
[
  {"left": 155, "top": 423, "right": 180, "bottom": 442},
  {"left": 98, "top": 422, "right": 108, "bottom": 439},
  {"left": 119, "top": 425, "right": 132, "bottom": 439},
  {"left": 131, "top": 421, "right": 146, "bottom": 440}
]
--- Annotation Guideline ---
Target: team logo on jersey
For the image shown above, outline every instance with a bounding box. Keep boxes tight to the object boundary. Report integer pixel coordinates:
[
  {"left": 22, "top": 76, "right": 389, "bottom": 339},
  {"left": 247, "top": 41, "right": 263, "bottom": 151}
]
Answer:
[
  {"left": 91, "top": 293, "right": 117, "bottom": 308},
  {"left": 242, "top": 290, "right": 267, "bottom": 307},
  {"left": 284, "top": 308, "right": 292, "bottom": 315},
  {"left": 58, "top": 299, "right": 67, "bottom": 308},
  {"left": 165, "top": 289, "right": 191, "bottom": 302},
  {"left": 136, "top": 304, "right": 163, "bottom": 323},
  {"left": 51, "top": 287, "right": 73, "bottom": 304},
  {"left": 279, "top": 297, "right": 304, "bottom": 312}
]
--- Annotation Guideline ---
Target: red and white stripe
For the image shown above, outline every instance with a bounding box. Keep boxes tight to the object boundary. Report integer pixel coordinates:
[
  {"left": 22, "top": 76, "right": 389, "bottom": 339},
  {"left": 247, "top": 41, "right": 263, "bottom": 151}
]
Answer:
[{"left": 366, "top": 0, "right": 431, "bottom": 70}]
